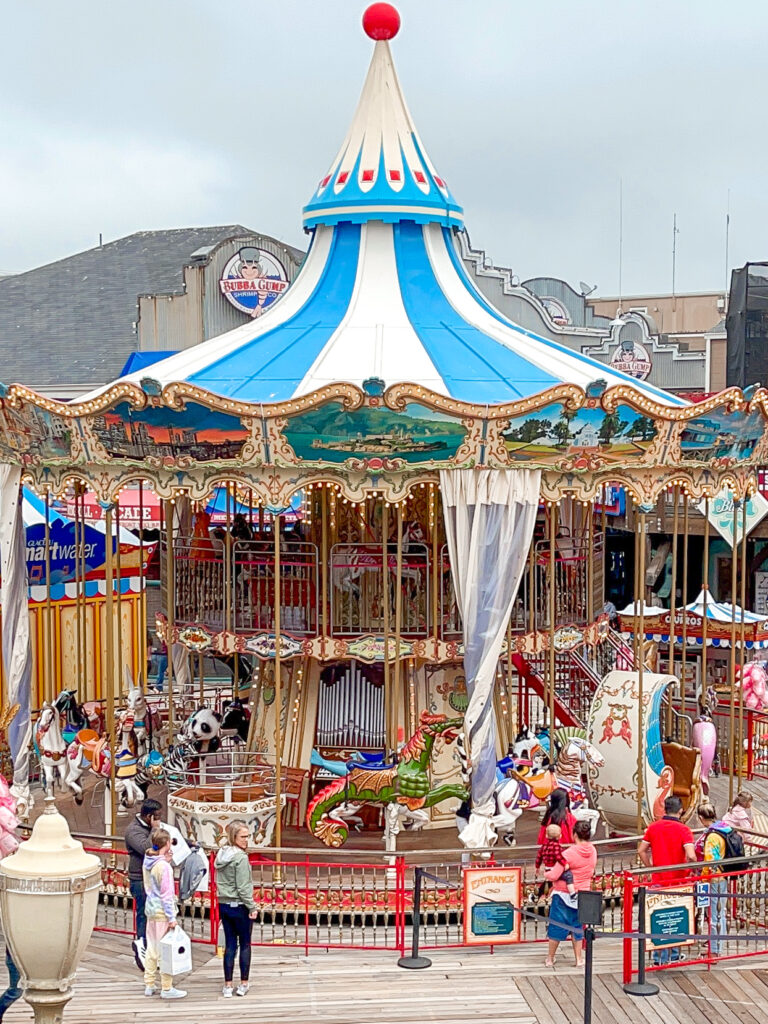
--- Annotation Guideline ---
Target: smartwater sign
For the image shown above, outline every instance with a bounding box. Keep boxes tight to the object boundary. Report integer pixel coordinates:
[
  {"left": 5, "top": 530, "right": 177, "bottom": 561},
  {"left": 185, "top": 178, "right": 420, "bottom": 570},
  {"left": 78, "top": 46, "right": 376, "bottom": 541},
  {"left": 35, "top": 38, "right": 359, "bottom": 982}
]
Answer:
[{"left": 463, "top": 866, "right": 522, "bottom": 946}]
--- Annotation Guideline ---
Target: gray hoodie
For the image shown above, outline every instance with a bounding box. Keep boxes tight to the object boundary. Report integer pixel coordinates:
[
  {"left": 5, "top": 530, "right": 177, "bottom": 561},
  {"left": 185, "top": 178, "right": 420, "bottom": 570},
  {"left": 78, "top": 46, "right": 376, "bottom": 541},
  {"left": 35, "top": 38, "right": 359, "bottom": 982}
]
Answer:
[{"left": 214, "top": 845, "right": 256, "bottom": 913}]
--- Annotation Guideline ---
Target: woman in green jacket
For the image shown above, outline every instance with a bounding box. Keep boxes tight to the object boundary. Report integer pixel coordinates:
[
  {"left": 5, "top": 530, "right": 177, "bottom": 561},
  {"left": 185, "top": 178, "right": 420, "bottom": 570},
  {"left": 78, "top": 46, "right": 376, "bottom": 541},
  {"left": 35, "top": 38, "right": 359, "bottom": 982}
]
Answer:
[{"left": 214, "top": 820, "right": 257, "bottom": 997}]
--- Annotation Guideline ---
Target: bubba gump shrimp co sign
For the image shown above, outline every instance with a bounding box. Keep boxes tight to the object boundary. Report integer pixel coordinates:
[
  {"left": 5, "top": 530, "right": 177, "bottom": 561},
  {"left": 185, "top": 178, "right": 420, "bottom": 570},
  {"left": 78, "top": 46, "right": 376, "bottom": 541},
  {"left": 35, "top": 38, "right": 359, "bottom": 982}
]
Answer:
[{"left": 463, "top": 866, "right": 522, "bottom": 946}]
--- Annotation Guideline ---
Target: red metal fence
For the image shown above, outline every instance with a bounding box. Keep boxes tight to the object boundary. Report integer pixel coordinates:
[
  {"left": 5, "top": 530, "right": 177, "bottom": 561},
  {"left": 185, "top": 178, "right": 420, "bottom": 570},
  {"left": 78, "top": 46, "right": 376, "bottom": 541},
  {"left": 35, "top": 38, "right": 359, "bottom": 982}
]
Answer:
[
  {"left": 87, "top": 836, "right": 636, "bottom": 957},
  {"left": 622, "top": 854, "right": 768, "bottom": 983}
]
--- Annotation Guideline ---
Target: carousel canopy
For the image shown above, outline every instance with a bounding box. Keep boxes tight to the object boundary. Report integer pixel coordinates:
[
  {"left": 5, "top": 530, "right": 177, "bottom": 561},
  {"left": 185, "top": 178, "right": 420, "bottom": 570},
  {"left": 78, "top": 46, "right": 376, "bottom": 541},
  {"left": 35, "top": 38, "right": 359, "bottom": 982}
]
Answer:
[{"left": 85, "top": 9, "right": 686, "bottom": 410}]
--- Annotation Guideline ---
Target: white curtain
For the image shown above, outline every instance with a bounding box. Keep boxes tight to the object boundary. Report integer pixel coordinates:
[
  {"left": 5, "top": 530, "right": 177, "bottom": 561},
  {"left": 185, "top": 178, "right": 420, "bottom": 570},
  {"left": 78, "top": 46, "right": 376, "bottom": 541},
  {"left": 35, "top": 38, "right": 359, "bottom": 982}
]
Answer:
[
  {"left": 440, "top": 468, "right": 541, "bottom": 848},
  {"left": 0, "top": 466, "right": 32, "bottom": 816}
]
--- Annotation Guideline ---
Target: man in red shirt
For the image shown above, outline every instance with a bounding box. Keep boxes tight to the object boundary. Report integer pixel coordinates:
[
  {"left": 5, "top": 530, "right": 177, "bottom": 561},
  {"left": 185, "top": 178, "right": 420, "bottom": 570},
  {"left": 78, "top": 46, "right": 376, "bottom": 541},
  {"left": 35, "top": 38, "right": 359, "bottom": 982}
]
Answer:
[
  {"left": 638, "top": 795, "right": 696, "bottom": 883},
  {"left": 637, "top": 795, "right": 696, "bottom": 964}
]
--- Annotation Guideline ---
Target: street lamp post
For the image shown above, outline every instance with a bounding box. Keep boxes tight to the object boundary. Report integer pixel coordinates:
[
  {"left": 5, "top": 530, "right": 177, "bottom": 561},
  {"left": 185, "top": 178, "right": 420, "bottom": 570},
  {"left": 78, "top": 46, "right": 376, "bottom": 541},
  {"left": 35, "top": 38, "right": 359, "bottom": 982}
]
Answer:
[{"left": 0, "top": 795, "right": 101, "bottom": 1023}]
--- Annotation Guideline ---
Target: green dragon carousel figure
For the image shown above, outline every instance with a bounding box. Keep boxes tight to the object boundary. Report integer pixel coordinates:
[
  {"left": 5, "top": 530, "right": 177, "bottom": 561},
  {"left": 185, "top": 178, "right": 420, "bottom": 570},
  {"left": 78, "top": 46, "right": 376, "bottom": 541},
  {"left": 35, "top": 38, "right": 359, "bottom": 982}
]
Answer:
[{"left": 306, "top": 712, "right": 468, "bottom": 848}]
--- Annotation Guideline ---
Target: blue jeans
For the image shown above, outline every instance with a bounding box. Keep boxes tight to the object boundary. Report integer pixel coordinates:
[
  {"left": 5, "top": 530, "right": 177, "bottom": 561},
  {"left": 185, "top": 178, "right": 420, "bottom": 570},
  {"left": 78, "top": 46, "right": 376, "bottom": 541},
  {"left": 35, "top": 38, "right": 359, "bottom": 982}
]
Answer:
[
  {"left": 130, "top": 878, "right": 147, "bottom": 941},
  {"left": 708, "top": 878, "right": 728, "bottom": 955},
  {"left": 154, "top": 655, "right": 167, "bottom": 690},
  {"left": 0, "top": 948, "right": 21, "bottom": 1019}
]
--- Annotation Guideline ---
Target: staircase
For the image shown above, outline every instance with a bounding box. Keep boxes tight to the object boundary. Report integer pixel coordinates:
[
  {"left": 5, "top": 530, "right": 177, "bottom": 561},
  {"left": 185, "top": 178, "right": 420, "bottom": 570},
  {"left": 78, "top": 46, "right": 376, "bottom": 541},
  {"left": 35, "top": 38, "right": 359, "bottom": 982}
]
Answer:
[{"left": 508, "top": 629, "right": 635, "bottom": 732}]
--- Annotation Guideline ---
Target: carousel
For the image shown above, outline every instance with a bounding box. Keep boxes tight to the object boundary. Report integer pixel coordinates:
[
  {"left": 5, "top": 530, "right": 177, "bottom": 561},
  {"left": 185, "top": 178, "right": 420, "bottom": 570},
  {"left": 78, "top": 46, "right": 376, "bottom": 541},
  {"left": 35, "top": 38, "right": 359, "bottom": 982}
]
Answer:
[{"left": 1, "top": 2, "right": 768, "bottom": 852}]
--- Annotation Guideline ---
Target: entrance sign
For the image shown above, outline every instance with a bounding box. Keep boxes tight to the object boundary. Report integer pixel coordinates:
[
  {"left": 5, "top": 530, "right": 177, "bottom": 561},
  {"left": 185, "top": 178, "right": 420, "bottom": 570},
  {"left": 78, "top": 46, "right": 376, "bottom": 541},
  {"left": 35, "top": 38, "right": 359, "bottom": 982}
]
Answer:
[
  {"left": 646, "top": 888, "right": 695, "bottom": 948},
  {"left": 697, "top": 487, "right": 768, "bottom": 548},
  {"left": 463, "top": 866, "right": 522, "bottom": 945}
]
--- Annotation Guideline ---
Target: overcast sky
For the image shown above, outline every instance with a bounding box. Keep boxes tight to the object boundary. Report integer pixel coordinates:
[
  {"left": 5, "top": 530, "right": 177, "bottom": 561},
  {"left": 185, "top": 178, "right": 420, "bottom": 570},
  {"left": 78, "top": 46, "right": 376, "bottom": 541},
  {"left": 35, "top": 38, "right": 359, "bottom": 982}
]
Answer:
[{"left": 2, "top": 0, "right": 766, "bottom": 296}]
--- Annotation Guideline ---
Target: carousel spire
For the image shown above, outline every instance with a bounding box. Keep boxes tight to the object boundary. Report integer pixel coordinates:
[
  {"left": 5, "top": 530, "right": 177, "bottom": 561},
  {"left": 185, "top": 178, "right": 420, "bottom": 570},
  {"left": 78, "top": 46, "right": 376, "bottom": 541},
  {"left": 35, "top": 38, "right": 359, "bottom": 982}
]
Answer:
[{"left": 302, "top": 3, "right": 464, "bottom": 230}]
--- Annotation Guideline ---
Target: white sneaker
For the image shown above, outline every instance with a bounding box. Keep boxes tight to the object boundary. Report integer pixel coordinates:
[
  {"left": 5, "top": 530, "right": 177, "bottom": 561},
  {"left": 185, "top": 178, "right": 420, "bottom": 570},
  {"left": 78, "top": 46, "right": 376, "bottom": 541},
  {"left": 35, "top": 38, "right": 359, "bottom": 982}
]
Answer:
[
  {"left": 144, "top": 986, "right": 156, "bottom": 997},
  {"left": 132, "top": 938, "right": 147, "bottom": 971},
  {"left": 236, "top": 983, "right": 249, "bottom": 997},
  {"left": 222, "top": 986, "right": 233, "bottom": 998},
  {"left": 161, "top": 988, "right": 187, "bottom": 1000}
]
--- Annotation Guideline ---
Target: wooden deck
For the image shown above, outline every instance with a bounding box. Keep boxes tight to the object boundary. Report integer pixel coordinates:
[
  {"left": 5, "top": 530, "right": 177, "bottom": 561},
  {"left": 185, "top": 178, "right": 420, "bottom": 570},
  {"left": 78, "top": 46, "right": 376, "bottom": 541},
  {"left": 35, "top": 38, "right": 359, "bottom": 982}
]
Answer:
[{"left": 3, "top": 928, "right": 768, "bottom": 1023}]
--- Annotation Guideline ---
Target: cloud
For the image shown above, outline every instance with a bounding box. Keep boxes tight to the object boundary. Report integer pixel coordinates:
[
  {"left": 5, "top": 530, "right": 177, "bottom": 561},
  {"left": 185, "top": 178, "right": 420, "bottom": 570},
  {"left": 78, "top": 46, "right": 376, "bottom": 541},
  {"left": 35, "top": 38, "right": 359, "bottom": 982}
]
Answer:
[{"left": 2, "top": 0, "right": 768, "bottom": 294}]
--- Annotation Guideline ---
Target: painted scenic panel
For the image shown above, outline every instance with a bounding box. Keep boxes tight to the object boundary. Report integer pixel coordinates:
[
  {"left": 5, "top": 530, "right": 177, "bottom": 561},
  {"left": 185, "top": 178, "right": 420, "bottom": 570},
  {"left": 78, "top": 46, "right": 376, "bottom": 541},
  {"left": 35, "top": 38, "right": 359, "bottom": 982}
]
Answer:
[
  {"left": 502, "top": 401, "right": 657, "bottom": 462},
  {"left": 679, "top": 406, "right": 765, "bottom": 464},
  {"left": 282, "top": 402, "right": 467, "bottom": 464},
  {"left": 0, "top": 404, "right": 72, "bottom": 462},
  {"left": 89, "top": 402, "right": 249, "bottom": 462}
]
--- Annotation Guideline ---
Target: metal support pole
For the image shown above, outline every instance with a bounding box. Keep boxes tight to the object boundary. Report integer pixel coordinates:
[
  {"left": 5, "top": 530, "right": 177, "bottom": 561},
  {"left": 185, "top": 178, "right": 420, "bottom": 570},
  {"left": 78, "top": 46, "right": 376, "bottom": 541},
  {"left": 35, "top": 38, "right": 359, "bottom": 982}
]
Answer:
[
  {"left": 681, "top": 496, "right": 689, "bottom": 719},
  {"left": 729, "top": 499, "right": 738, "bottom": 800},
  {"left": 637, "top": 512, "right": 646, "bottom": 833},
  {"left": 382, "top": 502, "right": 392, "bottom": 754},
  {"left": 164, "top": 500, "right": 175, "bottom": 739},
  {"left": 273, "top": 512, "right": 283, "bottom": 873},
  {"left": 397, "top": 867, "right": 432, "bottom": 969},
  {"left": 104, "top": 505, "right": 117, "bottom": 836},
  {"left": 394, "top": 503, "right": 403, "bottom": 749},
  {"left": 738, "top": 497, "right": 748, "bottom": 788},
  {"left": 701, "top": 499, "right": 710, "bottom": 714},
  {"left": 622, "top": 886, "right": 659, "bottom": 997},
  {"left": 583, "top": 924, "right": 594, "bottom": 1024},
  {"left": 548, "top": 502, "right": 557, "bottom": 733}
]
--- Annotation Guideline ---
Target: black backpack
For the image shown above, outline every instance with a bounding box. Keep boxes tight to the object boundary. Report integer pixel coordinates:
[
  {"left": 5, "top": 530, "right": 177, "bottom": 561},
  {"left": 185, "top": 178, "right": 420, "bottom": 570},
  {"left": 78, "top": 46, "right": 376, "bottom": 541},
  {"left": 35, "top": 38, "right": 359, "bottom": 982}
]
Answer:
[{"left": 709, "top": 826, "right": 750, "bottom": 875}]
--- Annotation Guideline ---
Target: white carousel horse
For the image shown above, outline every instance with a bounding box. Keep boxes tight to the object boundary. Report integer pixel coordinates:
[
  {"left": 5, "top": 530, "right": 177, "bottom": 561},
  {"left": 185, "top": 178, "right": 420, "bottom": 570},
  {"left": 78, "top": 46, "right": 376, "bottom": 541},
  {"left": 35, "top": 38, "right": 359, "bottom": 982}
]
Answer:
[
  {"left": 491, "top": 732, "right": 604, "bottom": 845},
  {"left": 35, "top": 702, "right": 68, "bottom": 794},
  {"left": 383, "top": 802, "right": 430, "bottom": 845}
]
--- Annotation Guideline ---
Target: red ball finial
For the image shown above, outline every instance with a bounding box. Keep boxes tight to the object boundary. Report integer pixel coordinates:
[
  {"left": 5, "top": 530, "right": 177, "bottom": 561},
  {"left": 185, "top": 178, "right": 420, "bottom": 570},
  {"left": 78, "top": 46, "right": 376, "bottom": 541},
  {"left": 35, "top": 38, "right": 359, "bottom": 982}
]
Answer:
[{"left": 362, "top": 3, "right": 401, "bottom": 41}]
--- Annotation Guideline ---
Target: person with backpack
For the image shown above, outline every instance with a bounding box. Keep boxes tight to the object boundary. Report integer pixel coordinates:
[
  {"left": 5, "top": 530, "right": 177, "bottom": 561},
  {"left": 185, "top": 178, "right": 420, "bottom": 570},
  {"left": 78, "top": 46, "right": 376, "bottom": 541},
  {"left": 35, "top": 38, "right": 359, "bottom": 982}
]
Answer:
[{"left": 696, "top": 804, "right": 731, "bottom": 955}]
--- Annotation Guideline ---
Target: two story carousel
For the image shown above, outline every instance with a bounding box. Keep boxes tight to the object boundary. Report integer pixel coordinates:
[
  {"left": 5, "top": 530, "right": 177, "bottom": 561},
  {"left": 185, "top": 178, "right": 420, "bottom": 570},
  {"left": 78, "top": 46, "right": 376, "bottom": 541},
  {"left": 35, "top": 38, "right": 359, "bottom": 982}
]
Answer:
[{"left": 1, "top": 3, "right": 766, "bottom": 850}]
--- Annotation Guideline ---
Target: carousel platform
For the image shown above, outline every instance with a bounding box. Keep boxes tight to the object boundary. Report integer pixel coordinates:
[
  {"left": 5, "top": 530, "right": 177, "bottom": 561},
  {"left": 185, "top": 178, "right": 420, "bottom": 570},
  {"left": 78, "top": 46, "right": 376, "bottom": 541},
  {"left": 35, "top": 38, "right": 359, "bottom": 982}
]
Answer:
[{"left": 3, "top": 926, "right": 768, "bottom": 1024}]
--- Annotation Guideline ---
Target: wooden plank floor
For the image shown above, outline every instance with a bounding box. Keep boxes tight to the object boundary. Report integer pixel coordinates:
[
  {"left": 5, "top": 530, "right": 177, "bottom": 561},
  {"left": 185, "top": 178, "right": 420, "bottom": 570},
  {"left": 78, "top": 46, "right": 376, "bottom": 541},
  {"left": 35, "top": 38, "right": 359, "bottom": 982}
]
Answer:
[{"left": 2, "top": 930, "right": 768, "bottom": 1024}]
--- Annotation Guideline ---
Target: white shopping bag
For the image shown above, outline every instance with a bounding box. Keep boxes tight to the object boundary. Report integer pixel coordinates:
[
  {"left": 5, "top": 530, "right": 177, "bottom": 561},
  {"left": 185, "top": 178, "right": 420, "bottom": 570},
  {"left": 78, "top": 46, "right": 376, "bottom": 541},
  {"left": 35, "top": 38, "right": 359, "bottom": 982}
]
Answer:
[
  {"left": 159, "top": 925, "right": 192, "bottom": 976},
  {"left": 161, "top": 820, "right": 192, "bottom": 866}
]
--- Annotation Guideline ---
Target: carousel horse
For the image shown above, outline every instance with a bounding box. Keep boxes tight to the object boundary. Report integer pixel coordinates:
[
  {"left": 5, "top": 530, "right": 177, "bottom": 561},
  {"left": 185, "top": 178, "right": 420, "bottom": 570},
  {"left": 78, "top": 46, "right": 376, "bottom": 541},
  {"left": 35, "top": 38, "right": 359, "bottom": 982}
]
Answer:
[
  {"left": 124, "top": 676, "right": 153, "bottom": 756},
  {"left": 307, "top": 712, "right": 467, "bottom": 848},
  {"left": 35, "top": 701, "right": 68, "bottom": 794},
  {"left": 219, "top": 699, "right": 251, "bottom": 745},
  {"left": 491, "top": 730, "right": 604, "bottom": 845},
  {"left": 51, "top": 689, "right": 90, "bottom": 744}
]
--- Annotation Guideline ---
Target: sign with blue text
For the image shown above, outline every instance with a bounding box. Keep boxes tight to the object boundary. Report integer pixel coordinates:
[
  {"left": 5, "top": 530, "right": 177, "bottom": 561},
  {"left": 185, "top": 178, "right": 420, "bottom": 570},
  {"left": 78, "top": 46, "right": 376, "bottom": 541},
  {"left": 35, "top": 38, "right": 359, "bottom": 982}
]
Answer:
[{"left": 463, "top": 866, "right": 522, "bottom": 946}]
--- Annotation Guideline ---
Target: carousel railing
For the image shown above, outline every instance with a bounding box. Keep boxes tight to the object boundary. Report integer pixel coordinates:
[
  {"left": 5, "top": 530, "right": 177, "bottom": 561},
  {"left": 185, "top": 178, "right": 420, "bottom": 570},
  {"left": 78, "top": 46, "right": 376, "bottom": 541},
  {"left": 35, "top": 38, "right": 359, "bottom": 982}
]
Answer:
[
  {"left": 533, "top": 537, "right": 601, "bottom": 629},
  {"left": 83, "top": 832, "right": 640, "bottom": 954},
  {"left": 170, "top": 533, "right": 597, "bottom": 640},
  {"left": 234, "top": 538, "right": 319, "bottom": 635},
  {"left": 329, "top": 542, "right": 429, "bottom": 637},
  {"left": 172, "top": 536, "right": 226, "bottom": 630},
  {"left": 439, "top": 544, "right": 528, "bottom": 640}
]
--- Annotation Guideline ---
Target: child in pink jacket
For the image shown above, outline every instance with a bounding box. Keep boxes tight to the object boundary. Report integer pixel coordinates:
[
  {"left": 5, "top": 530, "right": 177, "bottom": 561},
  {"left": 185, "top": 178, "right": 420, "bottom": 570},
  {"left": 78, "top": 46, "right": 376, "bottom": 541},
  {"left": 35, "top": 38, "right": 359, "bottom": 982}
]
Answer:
[{"left": 142, "top": 828, "right": 186, "bottom": 1000}]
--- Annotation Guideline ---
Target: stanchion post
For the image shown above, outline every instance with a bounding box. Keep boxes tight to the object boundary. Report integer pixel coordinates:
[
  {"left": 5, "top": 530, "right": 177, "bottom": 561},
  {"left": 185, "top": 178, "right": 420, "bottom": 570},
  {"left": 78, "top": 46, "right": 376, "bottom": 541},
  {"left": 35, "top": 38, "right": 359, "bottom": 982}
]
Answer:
[
  {"left": 397, "top": 867, "right": 432, "bottom": 969},
  {"left": 584, "top": 923, "right": 594, "bottom": 1024},
  {"left": 622, "top": 885, "right": 659, "bottom": 997},
  {"left": 577, "top": 889, "right": 603, "bottom": 1024}
]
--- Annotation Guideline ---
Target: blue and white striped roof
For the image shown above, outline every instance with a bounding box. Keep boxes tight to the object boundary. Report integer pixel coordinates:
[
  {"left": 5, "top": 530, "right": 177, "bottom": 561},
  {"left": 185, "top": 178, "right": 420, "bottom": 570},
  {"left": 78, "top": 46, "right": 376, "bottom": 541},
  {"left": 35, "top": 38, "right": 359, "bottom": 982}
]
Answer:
[
  {"left": 302, "top": 40, "right": 463, "bottom": 229},
  {"left": 96, "top": 11, "right": 685, "bottom": 410}
]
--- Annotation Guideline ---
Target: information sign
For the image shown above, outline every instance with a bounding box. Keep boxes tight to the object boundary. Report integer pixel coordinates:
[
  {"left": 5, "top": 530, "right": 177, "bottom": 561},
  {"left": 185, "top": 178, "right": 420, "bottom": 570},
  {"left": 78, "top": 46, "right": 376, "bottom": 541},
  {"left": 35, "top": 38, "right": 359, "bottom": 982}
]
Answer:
[
  {"left": 463, "top": 866, "right": 522, "bottom": 946},
  {"left": 646, "top": 888, "right": 695, "bottom": 948}
]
